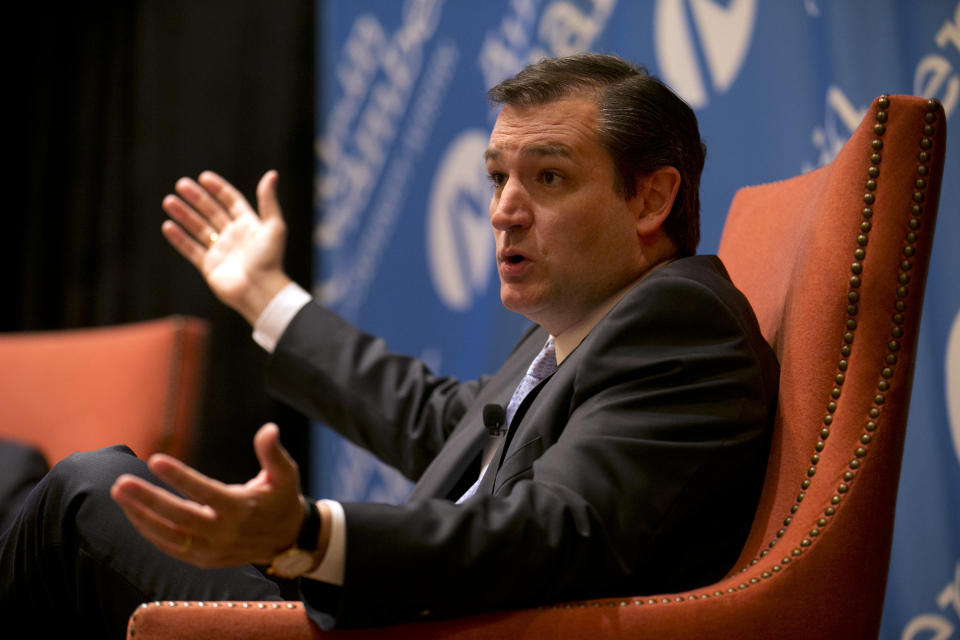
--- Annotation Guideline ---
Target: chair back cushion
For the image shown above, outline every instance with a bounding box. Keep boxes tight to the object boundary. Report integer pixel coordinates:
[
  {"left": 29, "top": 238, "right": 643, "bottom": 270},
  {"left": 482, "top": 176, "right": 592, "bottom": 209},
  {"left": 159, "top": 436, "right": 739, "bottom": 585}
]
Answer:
[
  {"left": 716, "top": 95, "right": 945, "bottom": 632},
  {"left": 0, "top": 316, "right": 208, "bottom": 464}
]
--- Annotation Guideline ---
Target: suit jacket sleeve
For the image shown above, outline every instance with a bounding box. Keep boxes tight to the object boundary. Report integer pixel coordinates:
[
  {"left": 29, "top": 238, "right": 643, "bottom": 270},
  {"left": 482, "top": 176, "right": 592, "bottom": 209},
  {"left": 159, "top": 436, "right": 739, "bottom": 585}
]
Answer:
[
  {"left": 264, "top": 302, "right": 499, "bottom": 481},
  {"left": 268, "top": 259, "right": 778, "bottom": 628}
]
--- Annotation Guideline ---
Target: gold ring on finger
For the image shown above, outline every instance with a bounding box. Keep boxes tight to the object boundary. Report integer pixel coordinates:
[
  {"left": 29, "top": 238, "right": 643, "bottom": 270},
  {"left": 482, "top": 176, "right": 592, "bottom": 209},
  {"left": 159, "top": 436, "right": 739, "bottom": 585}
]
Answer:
[
  {"left": 179, "top": 534, "right": 192, "bottom": 553},
  {"left": 208, "top": 231, "right": 219, "bottom": 247}
]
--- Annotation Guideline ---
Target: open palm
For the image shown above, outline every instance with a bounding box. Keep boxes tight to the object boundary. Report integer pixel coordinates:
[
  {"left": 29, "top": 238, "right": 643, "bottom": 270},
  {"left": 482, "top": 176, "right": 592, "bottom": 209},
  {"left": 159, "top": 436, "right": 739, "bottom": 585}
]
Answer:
[{"left": 161, "top": 170, "right": 292, "bottom": 324}]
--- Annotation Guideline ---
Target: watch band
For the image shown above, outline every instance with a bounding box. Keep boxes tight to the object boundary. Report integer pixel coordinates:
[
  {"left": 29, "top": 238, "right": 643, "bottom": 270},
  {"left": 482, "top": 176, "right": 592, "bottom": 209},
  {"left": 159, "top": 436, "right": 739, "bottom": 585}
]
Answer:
[
  {"left": 297, "top": 496, "right": 321, "bottom": 552},
  {"left": 267, "top": 497, "right": 324, "bottom": 579}
]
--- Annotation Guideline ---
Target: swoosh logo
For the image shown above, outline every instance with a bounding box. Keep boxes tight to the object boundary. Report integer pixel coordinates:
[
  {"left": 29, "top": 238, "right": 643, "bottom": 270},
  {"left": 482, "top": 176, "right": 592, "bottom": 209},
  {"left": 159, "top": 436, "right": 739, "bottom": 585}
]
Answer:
[
  {"left": 427, "top": 130, "right": 495, "bottom": 311},
  {"left": 655, "top": 0, "right": 757, "bottom": 108}
]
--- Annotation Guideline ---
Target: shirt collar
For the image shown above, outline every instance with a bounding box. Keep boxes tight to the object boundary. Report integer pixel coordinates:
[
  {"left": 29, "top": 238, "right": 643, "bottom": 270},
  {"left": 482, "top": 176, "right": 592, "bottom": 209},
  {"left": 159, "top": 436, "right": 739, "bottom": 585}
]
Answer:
[{"left": 552, "top": 259, "right": 674, "bottom": 364}]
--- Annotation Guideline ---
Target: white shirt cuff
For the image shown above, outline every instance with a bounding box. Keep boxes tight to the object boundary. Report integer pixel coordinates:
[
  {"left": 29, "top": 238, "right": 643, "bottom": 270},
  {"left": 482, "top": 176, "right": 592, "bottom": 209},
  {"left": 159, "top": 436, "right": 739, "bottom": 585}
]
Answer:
[
  {"left": 251, "top": 282, "right": 312, "bottom": 353},
  {"left": 304, "top": 499, "right": 346, "bottom": 586}
]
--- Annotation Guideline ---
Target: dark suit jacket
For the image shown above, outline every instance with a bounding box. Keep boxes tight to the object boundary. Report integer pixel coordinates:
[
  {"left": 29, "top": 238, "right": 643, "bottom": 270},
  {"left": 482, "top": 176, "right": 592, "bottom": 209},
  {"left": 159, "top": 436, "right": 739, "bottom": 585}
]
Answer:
[{"left": 265, "top": 255, "right": 779, "bottom": 628}]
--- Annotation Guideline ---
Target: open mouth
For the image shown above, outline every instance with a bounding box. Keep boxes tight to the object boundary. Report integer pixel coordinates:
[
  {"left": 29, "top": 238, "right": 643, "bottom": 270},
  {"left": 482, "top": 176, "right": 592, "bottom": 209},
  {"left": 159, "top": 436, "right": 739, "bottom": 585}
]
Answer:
[
  {"left": 500, "top": 247, "right": 528, "bottom": 264},
  {"left": 498, "top": 249, "right": 530, "bottom": 275}
]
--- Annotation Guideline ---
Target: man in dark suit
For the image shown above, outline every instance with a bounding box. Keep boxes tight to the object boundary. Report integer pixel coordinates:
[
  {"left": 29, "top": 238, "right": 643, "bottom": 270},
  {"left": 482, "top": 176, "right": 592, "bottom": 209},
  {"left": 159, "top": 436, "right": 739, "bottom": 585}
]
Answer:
[{"left": 0, "top": 53, "right": 777, "bottom": 636}]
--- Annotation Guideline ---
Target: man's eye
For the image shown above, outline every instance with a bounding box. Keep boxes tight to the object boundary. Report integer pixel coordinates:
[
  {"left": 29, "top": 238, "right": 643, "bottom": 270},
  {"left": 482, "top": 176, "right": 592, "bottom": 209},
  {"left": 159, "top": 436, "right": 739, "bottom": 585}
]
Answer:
[
  {"left": 488, "top": 173, "right": 506, "bottom": 189},
  {"left": 541, "top": 171, "right": 560, "bottom": 185}
]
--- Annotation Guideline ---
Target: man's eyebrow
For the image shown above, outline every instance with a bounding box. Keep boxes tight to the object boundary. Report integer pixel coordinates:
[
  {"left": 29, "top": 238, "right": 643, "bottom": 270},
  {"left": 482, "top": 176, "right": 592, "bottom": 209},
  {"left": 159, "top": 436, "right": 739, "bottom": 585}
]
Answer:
[
  {"left": 484, "top": 143, "right": 574, "bottom": 162},
  {"left": 522, "top": 143, "right": 573, "bottom": 158}
]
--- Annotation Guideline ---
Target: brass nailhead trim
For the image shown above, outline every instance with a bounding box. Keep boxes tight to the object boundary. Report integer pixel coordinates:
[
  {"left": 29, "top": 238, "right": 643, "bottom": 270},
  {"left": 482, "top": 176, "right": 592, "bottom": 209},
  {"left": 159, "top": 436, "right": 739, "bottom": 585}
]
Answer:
[
  {"left": 772, "top": 96, "right": 891, "bottom": 549},
  {"left": 729, "top": 95, "right": 934, "bottom": 589},
  {"left": 541, "top": 97, "right": 940, "bottom": 613}
]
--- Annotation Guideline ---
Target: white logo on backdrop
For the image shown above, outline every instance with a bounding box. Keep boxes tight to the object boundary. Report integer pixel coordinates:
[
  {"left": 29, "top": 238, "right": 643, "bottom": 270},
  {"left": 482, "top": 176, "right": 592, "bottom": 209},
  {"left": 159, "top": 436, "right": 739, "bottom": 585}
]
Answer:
[
  {"left": 479, "top": 0, "right": 617, "bottom": 95},
  {"left": 654, "top": 0, "right": 757, "bottom": 109},
  {"left": 901, "top": 562, "right": 960, "bottom": 640},
  {"left": 947, "top": 310, "right": 960, "bottom": 466},
  {"left": 314, "top": 0, "right": 452, "bottom": 313},
  {"left": 427, "top": 131, "right": 495, "bottom": 311},
  {"left": 802, "top": 86, "right": 868, "bottom": 173},
  {"left": 535, "top": 0, "right": 616, "bottom": 57},
  {"left": 316, "top": 1, "right": 444, "bottom": 249}
]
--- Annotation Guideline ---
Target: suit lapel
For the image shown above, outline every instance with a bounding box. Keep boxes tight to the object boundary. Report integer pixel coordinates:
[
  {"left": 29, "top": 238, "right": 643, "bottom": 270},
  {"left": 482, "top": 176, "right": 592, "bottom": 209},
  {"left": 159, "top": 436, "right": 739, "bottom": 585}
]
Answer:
[
  {"left": 406, "top": 327, "right": 545, "bottom": 502},
  {"left": 478, "top": 372, "right": 554, "bottom": 497}
]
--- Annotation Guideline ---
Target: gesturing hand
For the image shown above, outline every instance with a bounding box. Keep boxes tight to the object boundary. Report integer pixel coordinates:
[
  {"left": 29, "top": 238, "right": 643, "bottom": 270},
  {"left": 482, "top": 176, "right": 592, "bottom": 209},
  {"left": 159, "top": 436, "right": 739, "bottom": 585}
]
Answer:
[
  {"left": 161, "top": 170, "right": 292, "bottom": 325},
  {"left": 110, "top": 424, "right": 304, "bottom": 568}
]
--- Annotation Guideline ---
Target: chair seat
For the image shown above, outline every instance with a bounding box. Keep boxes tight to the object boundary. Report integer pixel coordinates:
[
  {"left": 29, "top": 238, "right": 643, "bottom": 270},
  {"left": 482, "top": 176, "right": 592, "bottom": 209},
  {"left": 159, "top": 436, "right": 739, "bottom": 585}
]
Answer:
[{"left": 0, "top": 316, "right": 208, "bottom": 464}]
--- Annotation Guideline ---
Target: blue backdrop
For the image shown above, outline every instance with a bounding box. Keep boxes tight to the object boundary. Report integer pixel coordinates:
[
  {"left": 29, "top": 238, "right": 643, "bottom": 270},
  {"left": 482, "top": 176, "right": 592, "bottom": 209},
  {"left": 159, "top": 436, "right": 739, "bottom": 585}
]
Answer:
[{"left": 313, "top": 1, "right": 959, "bottom": 635}]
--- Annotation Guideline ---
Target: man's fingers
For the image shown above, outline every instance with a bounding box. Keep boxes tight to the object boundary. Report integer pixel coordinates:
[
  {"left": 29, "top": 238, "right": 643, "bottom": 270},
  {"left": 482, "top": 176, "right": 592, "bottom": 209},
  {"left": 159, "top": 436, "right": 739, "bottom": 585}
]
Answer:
[
  {"left": 198, "top": 170, "right": 256, "bottom": 221},
  {"left": 160, "top": 219, "right": 206, "bottom": 271},
  {"left": 162, "top": 192, "right": 225, "bottom": 254},
  {"left": 116, "top": 497, "right": 189, "bottom": 555},
  {"left": 111, "top": 476, "right": 219, "bottom": 564},
  {"left": 256, "top": 170, "right": 283, "bottom": 223},
  {"left": 174, "top": 177, "right": 235, "bottom": 231},
  {"left": 111, "top": 474, "right": 215, "bottom": 534},
  {"left": 146, "top": 454, "right": 231, "bottom": 509},
  {"left": 119, "top": 493, "right": 194, "bottom": 550},
  {"left": 176, "top": 176, "right": 242, "bottom": 230},
  {"left": 253, "top": 423, "right": 298, "bottom": 486}
]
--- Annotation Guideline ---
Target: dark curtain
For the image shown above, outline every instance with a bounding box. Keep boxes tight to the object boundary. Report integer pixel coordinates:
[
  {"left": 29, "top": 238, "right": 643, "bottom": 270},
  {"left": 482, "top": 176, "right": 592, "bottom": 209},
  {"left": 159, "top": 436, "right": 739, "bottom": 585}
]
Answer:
[{"left": 8, "top": 1, "right": 316, "bottom": 484}]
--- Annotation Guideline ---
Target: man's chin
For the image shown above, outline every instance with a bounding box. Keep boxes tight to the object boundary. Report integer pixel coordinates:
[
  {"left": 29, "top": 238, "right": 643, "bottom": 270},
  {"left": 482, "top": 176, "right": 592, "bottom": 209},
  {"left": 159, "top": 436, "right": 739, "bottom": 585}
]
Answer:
[{"left": 499, "top": 289, "right": 543, "bottom": 323}]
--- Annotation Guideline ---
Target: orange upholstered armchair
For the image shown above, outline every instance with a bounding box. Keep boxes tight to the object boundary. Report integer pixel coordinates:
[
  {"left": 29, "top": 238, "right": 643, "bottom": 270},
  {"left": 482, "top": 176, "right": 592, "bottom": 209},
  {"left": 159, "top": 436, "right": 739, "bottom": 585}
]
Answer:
[
  {"left": 126, "top": 95, "right": 946, "bottom": 639},
  {"left": 0, "top": 316, "right": 208, "bottom": 465}
]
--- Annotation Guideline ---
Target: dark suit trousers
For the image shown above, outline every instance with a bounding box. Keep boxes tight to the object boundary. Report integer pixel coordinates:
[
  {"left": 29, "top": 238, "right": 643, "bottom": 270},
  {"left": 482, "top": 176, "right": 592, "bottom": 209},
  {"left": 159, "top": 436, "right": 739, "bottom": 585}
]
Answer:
[
  {"left": 0, "top": 446, "right": 283, "bottom": 640},
  {"left": 0, "top": 440, "right": 49, "bottom": 534}
]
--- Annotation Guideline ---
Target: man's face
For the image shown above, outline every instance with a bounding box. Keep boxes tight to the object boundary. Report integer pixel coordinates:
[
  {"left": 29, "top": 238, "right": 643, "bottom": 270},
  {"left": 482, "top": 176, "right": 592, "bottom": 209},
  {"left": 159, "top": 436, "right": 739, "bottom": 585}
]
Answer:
[{"left": 486, "top": 96, "right": 645, "bottom": 335}]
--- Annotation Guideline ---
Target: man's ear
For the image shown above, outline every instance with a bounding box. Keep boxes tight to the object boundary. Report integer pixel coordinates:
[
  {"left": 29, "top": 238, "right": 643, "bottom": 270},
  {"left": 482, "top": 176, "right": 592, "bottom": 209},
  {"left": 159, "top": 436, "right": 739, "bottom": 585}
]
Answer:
[{"left": 632, "top": 166, "right": 681, "bottom": 236}]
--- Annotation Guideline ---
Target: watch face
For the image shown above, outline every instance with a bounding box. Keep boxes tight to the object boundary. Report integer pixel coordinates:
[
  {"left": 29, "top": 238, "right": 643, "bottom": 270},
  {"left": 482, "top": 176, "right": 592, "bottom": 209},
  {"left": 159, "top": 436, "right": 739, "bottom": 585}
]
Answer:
[{"left": 270, "top": 548, "right": 316, "bottom": 579}]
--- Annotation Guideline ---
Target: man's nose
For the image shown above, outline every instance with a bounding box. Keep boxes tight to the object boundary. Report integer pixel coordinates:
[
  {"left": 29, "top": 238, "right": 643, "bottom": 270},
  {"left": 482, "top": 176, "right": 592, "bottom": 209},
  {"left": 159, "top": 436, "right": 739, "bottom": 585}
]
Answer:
[{"left": 489, "top": 179, "right": 533, "bottom": 231}]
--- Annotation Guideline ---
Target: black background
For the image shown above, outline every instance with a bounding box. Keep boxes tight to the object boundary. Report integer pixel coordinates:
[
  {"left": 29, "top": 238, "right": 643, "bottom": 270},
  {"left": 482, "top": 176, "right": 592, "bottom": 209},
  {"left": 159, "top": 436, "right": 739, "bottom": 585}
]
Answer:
[{"left": 8, "top": 1, "right": 317, "bottom": 484}]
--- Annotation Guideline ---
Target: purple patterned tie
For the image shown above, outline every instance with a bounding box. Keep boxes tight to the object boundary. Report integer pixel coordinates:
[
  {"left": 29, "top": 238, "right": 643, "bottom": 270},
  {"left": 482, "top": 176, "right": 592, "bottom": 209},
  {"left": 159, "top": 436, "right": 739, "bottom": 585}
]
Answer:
[
  {"left": 504, "top": 336, "right": 558, "bottom": 427},
  {"left": 457, "top": 336, "right": 557, "bottom": 503}
]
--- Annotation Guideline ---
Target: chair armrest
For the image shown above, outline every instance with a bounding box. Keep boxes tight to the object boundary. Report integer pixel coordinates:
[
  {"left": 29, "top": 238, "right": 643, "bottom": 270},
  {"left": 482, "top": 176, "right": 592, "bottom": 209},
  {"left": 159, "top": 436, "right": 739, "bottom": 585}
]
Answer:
[
  {"left": 127, "top": 602, "right": 323, "bottom": 639},
  {"left": 126, "top": 599, "right": 586, "bottom": 639}
]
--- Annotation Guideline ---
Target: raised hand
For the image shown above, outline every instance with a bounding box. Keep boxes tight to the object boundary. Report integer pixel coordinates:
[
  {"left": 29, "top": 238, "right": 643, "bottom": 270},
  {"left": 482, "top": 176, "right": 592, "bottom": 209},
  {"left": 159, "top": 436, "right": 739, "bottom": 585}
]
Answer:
[
  {"left": 161, "top": 170, "right": 292, "bottom": 325},
  {"left": 110, "top": 424, "right": 305, "bottom": 568}
]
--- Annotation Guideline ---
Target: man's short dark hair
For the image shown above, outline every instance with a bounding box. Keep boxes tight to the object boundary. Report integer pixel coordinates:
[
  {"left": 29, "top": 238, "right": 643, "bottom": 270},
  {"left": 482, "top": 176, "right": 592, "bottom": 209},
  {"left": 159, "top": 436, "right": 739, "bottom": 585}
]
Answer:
[{"left": 487, "top": 53, "right": 706, "bottom": 257}]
